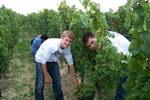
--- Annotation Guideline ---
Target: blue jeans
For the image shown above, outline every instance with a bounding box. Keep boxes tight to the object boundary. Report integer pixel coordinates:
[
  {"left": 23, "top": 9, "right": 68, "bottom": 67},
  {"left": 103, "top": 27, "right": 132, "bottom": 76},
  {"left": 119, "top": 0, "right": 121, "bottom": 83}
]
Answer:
[
  {"left": 115, "top": 76, "right": 128, "bottom": 100},
  {"left": 35, "top": 62, "right": 64, "bottom": 100}
]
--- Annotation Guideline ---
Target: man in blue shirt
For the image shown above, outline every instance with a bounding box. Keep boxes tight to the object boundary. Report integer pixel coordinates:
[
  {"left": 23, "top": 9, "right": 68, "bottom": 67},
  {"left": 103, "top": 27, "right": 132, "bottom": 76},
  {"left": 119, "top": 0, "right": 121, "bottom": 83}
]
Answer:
[{"left": 31, "top": 34, "right": 48, "bottom": 56}]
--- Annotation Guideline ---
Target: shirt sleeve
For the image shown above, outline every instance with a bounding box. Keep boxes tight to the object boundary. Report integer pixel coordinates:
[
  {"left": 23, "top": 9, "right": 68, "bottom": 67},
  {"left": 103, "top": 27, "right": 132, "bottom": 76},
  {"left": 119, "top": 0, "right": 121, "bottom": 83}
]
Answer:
[
  {"left": 64, "top": 47, "right": 73, "bottom": 65},
  {"left": 32, "top": 37, "right": 42, "bottom": 56}
]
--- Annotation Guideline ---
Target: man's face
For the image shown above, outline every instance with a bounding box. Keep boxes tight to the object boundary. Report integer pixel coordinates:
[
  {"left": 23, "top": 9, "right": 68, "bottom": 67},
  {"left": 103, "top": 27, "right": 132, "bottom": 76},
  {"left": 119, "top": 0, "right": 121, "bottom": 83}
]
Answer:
[
  {"left": 60, "top": 36, "right": 72, "bottom": 48},
  {"left": 86, "top": 37, "right": 102, "bottom": 50}
]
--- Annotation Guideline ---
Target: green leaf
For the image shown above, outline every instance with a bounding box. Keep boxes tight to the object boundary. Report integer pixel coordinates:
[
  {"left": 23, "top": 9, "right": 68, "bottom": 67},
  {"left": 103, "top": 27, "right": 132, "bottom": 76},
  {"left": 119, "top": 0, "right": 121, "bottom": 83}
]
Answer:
[
  {"left": 129, "top": 28, "right": 139, "bottom": 38},
  {"left": 139, "top": 32, "right": 150, "bottom": 42},
  {"left": 143, "top": 82, "right": 150, "bottom": 91},
  {"left": 143, "top": 17, "right": 147, "bottom": 31},
  {"left": 141, "top": 43, "right": 150, "bottom": 57}
]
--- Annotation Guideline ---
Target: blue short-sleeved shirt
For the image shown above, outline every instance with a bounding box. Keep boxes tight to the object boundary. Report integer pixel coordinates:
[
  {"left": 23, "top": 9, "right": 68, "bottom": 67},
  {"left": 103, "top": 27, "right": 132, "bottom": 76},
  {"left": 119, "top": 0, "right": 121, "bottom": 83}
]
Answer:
[{"left": 31, "top": 36, "right": 43, "bottom": 56}]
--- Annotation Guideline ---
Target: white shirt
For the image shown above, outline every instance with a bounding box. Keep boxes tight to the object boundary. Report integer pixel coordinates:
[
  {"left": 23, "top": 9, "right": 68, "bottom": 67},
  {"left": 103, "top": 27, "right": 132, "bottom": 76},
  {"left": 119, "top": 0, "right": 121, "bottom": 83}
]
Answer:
[
  {"left": 35, "top": 38, "right": 73, "bottom": 65},
  {"left": 107, "top": 31, "right": 131, "bottom": 55}
]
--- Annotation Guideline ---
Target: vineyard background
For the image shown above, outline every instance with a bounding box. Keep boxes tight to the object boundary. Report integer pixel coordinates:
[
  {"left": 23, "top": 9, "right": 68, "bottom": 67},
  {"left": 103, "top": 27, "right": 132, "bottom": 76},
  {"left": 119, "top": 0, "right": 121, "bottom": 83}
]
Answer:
[{"left": 0, "top": 0, "right": 150, "bottom": 100}]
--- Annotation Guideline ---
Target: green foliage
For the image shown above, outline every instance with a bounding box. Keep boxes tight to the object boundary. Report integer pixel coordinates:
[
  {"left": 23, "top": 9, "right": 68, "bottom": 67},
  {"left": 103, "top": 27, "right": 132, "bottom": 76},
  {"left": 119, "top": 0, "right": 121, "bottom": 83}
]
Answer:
[
  {"left": 2, "top": 0, "right": 150, "bottom": 99},
  {"left": 24, "top": 9, "right": 60, "bottom": 38},
  {"left": 95, "top": 32, "right": 129, "bottom": 97},
  {"left": 124, "top": 0, "right": 150, "bottom": 99},
  {"left": 57, "top": 1, "right": 128, "bottom": 99},
  {"left": 105, "top": 5, "right": 132, "bottom": 40},
  {"left": 75, "top": 82, "right": 96, "bottom": 97},
  {"left": 0, "top": 6, "right": 21, "bottom": 73}
]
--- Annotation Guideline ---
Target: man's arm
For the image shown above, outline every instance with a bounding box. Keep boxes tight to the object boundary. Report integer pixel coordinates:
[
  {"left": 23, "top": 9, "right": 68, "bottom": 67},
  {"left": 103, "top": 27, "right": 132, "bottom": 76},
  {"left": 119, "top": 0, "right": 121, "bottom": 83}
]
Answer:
[
  {"left": 41, "top": 64, "right": 51, "bottom": 83},
  {"left": 69, "top": 64, "right": 79, "bottom": 87}
]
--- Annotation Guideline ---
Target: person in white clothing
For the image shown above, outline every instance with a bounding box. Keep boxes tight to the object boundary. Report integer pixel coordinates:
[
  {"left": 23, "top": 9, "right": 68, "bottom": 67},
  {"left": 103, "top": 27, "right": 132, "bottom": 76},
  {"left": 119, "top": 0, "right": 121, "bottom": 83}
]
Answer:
[
  {"left": 106, "top": 31, "right": 130, "bottom": 55},
  {"left": 35, "top": 30, "right": 79, "bottom": 100},
  {"left": 82, "top": 31, "right": 130, "bottom": 54},
  {"left": 82, "top": 31, "right": 130, "bottom": 100}
]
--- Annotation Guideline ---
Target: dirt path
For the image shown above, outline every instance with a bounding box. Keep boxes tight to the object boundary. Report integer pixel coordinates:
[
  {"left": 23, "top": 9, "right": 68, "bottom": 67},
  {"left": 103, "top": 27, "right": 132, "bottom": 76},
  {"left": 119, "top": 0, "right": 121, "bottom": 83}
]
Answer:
[
  {"left": 1, "top": 32, "right": 77, "bottom": 100},
  {"left": 61, "top": 66, "right": 77, "bottom": 100}
]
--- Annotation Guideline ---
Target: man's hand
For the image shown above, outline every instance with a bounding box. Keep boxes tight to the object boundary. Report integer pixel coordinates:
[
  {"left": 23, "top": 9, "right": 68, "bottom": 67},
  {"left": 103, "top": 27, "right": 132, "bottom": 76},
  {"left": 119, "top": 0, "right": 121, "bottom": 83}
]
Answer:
[
  {"left": 69, "top": 64, "right": 79, "bottom": 87},
  {"left": 41, "top": 64, "right": 52, "bottom": 84},
  {"left": 72, "top": 78, "right": 79, "bottom": 87},
  {"left": 45, "top": 75, "right": 52, "bottom": 84}
]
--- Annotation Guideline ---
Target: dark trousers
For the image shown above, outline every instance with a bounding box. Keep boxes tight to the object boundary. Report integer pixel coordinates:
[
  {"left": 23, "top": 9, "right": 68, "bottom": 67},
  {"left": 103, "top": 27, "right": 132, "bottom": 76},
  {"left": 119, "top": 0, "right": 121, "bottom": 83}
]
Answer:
[
  {"left": 35, "top": 62, "right": 64, "bottom": 100},
  {"left": 115, "top": 76, "right": 128, "bottom": 100}
]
